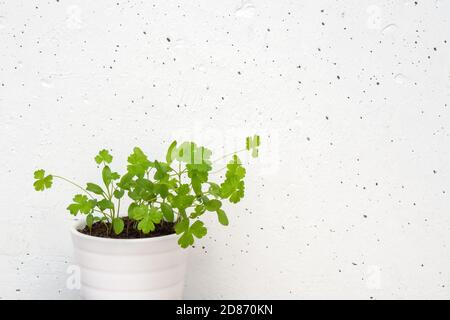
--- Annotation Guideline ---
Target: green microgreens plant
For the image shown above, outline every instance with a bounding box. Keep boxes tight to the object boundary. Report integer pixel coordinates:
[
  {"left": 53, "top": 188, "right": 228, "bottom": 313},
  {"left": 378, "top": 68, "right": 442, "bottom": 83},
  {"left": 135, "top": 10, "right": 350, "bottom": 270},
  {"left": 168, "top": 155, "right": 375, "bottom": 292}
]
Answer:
[{"left": 33, "top": 135, "right": 260, "bottom": 248}]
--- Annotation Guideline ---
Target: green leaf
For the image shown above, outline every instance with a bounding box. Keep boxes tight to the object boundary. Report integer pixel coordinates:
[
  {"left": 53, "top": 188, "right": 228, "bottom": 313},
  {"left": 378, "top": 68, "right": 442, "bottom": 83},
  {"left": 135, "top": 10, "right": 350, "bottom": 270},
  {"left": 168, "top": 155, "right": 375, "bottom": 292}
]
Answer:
[
  {"left": 113, "top": 189, "right": 125, "bottom": 199},
  {"left": 229, "top": 180, "right": 245, "bottom": 203},
  {"left": 220, "top": 155, "right": 246, "bottom": 203},
  {"left": 95, "top": 149, "right": 113, "bottom": 165},
  {"left": 86, "top": 214, "right": 94, "bottom": 228},
  {"left": 128, "top": 178, "right": 154, "bottom": 201},
  {"left": 175, "top": 218, "right": 189, "bottom": 235},
  {"left": 208, "top": 183, "right": 221, "bottom": 197},
  {"left": 127, "top": 147, "right": 152, "bottom": 177},
  {"left": 67, "top": 194, "right": 95, "bottom": 216},
  {"left": 102, "top": 166, "right": 120, "bottom": 186},
  {"left": 33, "top": 169, "right": 53, "bottom": 191},
  {"left": 86, "top": 183, "right": 104, "bottom": 195},
  {"left": 148, "top": 207, "right": 163, "bottom": 223},
  {"left": 128, "top": 203, "right": 137, "bottom": 216},
  {"left": 166, "top": 178, "right": 179, "bottom": 190},
  {"left": 205, "top": 199, "right": 222, "bottom": 211},
  {"left": 131, "top": 205, "right": 162, "bottom": 234},
  {"left": 160, "top": 203, "right": 174, "bottom": 222},
  {"left": 154, "top": 161, "right": 171, "bottom": 180},
  {"left": 217, "top": 209, "right": 229, "bottom": 226},
  {"left": 178, "top": 231, "right": 194, "bottom": 248},
  {"left": 172, "top": 194, "right": 195, "bottom": 210},
  {"left": 154, "top": 183, "right": 169, "bottom": 198},
  {"left": 117, "top": 172, "right": 134, "bottom": 190},
  {"left": 128, "top": 203, "right": 145, "bottom": 220},
  {"left": 66, "top": 204, "right": 79, "bottom": 215},
  {"left": 34, "top": 169, "right": 45, "bottom": 180},
  {"left": 191, "top": 174, "right": 201, "bottom": 195},
  {"left": 138, "top": 216, "right": 155, "bottom": 234},
  {"left": 97, "top": 199, "right": 114, "bottom": 211},
  {"left": 190, "top": 204, "right": 205, "bottom": 218},
  {"left": 166, "top": 140, "right": 177, "bottom": 164},
  {"left": 183, "top": 144, "right": 212, "bottom": 195},
  {"left": 113, "top": 218, "right": 124, "bottom": 235},
  {"left": 190, "top": 220, "right": 207, "bottom": 238},
  {"left": 177, "top": 184, "right": 190, "bottom": 195},
  {"left": 137, "top": 208, "right": 162, "bottom": 234},
  {"left": 176, "top": 219, "right": 207, "bottom": 248},
  {"left": 188, "top": 170, "right": 208, "bottom": 196}
]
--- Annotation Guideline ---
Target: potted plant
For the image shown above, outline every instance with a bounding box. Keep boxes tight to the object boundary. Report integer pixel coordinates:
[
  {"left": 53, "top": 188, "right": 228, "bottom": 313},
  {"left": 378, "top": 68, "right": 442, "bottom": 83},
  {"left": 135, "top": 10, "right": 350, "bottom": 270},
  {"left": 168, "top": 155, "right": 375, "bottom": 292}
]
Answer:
[{"left": 33, "top": 136, "right": 260, "bottom": 299}]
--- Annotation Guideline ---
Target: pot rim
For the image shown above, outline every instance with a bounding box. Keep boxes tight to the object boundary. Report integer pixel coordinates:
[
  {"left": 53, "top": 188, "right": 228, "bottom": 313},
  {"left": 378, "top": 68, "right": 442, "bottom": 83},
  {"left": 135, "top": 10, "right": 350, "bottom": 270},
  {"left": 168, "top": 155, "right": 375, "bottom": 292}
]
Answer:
[{"left": 71, "top": 220, "right": 179, "bottom": 244}]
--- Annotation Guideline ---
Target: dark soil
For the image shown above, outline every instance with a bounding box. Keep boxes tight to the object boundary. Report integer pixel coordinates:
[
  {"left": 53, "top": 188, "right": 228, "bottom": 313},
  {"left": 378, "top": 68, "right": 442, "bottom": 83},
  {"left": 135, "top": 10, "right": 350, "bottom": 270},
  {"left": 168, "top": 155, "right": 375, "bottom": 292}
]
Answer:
[{"left": 78, "top": 217, "right": 176, "bottom": 239}]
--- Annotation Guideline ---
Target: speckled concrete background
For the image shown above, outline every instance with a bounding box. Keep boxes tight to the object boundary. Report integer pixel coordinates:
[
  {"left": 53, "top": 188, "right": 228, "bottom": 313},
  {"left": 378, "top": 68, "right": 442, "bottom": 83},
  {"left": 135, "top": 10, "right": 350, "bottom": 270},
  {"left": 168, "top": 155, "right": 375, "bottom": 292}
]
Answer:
[{"left": 1, "top": 0, "right": 449, "bottom": 299}]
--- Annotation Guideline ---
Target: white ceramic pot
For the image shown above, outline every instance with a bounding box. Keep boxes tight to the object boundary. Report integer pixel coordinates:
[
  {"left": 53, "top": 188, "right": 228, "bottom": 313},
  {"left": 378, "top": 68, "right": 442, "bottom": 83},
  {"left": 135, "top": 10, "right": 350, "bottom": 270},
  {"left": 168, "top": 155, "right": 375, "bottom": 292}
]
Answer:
[{"left": 70, "top": 222, "right": 188, "bottom": 300}]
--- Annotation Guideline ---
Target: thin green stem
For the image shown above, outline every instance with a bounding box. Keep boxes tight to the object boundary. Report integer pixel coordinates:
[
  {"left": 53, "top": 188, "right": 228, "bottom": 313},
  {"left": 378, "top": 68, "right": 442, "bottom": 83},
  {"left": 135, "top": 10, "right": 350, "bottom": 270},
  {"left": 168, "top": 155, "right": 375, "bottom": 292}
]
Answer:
[
  {"left": 105, "top": 182, "right": 112, "bottom": 200},
  {"left": 178, "top": 162, "right": 182, "bottom": 182},
  {"left": 212, "top": 148, "right": 246, "bottom": 164},
  {"left": 117, "top": 198, "right": 121, "bottom": 219},
  {"left": 210, "top": 165, "right": 227, "bottom": 175},
  {"left": 53, "top": 175, "right": 95, "bottom": 199}
]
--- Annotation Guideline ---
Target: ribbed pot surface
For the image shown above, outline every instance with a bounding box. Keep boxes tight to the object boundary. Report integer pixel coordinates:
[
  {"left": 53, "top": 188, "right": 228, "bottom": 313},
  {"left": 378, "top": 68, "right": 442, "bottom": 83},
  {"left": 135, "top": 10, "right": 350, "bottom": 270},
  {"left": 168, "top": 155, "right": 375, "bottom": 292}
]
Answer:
[{"left": 71, "top": 223, "right": 188, "bottom": 300}]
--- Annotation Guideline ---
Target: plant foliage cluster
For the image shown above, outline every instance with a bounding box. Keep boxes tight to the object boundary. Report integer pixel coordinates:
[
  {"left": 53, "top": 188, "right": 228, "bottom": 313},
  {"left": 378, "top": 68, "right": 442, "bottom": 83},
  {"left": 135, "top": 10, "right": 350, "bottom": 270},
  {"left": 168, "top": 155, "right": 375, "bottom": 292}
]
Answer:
[{"left": 34, "top": 136, "right": 260, "bottom": 248}]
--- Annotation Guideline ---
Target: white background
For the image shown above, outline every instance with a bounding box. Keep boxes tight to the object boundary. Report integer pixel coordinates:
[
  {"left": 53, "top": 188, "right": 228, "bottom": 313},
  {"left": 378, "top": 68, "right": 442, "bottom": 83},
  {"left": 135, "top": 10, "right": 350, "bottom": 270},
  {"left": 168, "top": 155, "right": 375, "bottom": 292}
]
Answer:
[{"left": 1, "top": 0, "right": 450, "bottom": 299}]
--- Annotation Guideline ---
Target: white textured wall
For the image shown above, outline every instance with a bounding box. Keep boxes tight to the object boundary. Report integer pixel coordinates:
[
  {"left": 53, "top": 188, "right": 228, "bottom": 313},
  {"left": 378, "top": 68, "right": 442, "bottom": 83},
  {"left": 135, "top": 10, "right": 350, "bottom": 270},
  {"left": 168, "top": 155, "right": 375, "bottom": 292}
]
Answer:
[{"left": 1, "top": 0, "right": 450, "bottom": 299}]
